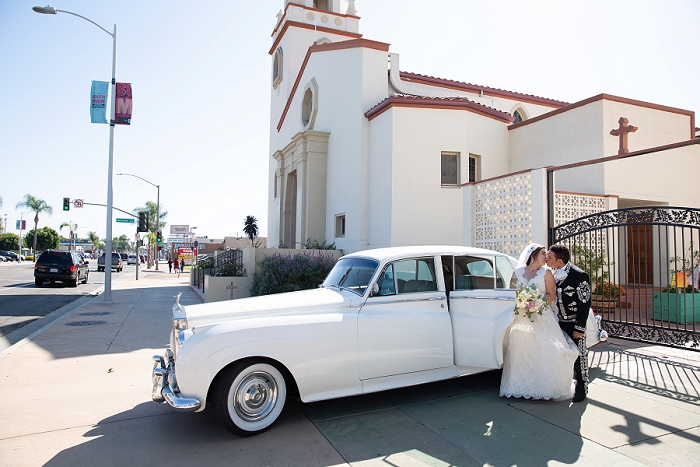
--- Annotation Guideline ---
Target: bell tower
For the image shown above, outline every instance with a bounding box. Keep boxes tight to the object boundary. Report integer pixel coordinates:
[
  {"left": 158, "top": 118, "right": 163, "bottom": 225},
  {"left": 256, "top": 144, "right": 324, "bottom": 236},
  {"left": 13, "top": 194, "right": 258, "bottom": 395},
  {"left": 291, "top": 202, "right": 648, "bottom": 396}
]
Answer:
[{"left": 267, "top": 0, "right": 361, "bottom": 248}]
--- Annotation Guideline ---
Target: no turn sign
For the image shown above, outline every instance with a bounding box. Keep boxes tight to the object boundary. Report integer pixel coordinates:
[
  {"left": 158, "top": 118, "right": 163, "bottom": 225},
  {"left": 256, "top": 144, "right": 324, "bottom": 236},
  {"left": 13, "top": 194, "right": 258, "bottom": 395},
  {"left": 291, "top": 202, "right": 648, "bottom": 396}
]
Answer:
[{"left": 74, "top": 199, "right": 84, "bottom": 208}]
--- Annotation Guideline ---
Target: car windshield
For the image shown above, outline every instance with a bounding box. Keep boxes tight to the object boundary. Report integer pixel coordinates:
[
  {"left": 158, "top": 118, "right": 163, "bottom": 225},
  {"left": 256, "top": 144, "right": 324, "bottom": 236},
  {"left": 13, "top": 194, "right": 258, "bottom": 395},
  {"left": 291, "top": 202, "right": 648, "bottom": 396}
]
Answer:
[{"left": 322, "top": 257, "right": 379, "bottom": 296}]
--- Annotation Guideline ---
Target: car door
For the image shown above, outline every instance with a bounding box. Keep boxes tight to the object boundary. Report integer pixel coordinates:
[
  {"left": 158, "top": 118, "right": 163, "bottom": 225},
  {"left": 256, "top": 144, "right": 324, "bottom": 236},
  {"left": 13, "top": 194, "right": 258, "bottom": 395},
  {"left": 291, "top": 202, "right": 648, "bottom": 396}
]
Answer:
[
  {"left": 448, "top": 254, "right": 517, "bottom": 370},
  {"left": 358, "top": 256, "right": 453, "bottom": 380}
]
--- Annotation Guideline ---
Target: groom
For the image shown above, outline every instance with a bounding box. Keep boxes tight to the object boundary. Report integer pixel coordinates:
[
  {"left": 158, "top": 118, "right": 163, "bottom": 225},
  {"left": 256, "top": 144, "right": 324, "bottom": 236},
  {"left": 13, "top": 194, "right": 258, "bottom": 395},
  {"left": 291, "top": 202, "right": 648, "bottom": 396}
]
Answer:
[{"left": 546, "top": 244, "right": 591, "bottom": 403}]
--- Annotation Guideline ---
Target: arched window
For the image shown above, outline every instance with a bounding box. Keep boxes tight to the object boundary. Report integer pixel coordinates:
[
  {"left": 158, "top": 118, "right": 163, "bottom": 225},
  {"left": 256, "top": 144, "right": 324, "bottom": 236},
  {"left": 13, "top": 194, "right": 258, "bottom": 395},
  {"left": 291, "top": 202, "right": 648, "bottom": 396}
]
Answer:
[
  {"left": 511, "top": 106, "right": 528, "bottom": 124},
  {"left": 273, "top": 48, "right": 283, "bottom": 89},
  {"left": 513, "top": 110, "right": 524, "bottom": 124}
]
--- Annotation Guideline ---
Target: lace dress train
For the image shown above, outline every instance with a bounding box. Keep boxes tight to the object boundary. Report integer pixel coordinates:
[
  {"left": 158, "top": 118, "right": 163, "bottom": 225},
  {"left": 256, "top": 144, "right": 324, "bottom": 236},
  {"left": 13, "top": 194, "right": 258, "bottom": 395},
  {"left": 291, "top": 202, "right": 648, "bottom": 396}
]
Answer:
[{"left": 500, "top": 268, "right": 579, "bottom": 400}]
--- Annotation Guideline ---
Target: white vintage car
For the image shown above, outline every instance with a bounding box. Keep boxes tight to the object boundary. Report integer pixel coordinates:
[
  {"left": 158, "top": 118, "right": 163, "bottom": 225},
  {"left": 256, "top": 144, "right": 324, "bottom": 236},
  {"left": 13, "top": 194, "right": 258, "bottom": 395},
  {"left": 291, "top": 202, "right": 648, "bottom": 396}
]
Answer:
[{"left": 152, "top": 246, "right": 533, "bottom": 435}]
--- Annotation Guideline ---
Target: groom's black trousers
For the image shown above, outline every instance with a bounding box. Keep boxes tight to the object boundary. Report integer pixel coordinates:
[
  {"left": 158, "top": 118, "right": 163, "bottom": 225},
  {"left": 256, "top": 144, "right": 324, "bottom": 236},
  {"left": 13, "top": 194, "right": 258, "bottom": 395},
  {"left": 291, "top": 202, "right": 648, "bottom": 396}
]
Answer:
[{"left": 558, "top": 321, "right": 585, "bottom": 389}]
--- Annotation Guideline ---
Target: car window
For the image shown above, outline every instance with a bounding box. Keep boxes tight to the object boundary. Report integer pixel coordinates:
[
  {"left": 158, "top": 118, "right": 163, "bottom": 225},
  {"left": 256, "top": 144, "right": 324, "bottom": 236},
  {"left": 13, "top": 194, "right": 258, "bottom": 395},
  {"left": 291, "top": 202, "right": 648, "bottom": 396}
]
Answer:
[
  {"left": 495, "top": 256, "right": 518, "bottom": 289},
  {"left": 454, "top": 256, "right": 495, "bottom": 290},
  {"left": 38, "top": 251, "right": 71, "bottom": 266},
  {"left": 376, "top": 264, "right": 396, "bottom": 296},
  {"left": 322, "top": 257, "right": 378, "bottom": 296},
  {"left": 394, "top": 258, "right": 437, "bottom": 293}
]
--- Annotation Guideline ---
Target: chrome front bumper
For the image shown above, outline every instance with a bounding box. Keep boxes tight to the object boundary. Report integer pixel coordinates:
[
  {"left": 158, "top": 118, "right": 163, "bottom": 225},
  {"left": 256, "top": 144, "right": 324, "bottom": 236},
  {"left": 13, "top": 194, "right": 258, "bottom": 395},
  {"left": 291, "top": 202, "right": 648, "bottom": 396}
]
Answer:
[{"left": 151, "top": 351, "right": 201, "bottom": 411}]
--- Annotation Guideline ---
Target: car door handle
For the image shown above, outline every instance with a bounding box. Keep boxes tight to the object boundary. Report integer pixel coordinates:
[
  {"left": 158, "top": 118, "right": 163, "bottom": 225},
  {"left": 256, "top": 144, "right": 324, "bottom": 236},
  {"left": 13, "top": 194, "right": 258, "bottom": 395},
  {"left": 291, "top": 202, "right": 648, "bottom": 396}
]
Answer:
[{"left": 428, "top": 296, "right": 444, "bottom": 301}]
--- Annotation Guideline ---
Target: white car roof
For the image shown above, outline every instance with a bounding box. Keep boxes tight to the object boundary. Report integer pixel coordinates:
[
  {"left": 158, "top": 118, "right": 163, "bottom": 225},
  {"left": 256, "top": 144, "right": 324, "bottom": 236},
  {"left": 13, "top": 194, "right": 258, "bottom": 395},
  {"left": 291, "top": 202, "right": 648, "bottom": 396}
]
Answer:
[{"left": 342, "top": 245, "right": 513, "bottom": 263}]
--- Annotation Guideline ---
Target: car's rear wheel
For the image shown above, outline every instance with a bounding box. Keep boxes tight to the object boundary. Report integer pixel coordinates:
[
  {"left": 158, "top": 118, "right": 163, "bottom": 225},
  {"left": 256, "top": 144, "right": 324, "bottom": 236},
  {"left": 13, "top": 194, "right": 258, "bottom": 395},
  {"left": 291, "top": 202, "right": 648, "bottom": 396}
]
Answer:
[
  {"left": 35, "top": 278, "right": 42, "bottom": 286},
  {"left": 83, "top": 271, "right": 89, "bottom": 284},
  {"left": 70, "top": 277, "right": 78, "bottom": 287},
  {"left": 213, "top": 360, "right": 287, "bottom": 437}
]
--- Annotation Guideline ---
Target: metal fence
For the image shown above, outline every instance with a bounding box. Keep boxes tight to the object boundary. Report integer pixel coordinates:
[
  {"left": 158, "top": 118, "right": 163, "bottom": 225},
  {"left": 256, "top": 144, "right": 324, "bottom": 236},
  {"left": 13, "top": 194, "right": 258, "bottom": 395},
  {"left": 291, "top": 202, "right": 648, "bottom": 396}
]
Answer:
[
  {"left": 191, "top": 249, "right": 244, "bottom": 294},
  {"left": 552, "top": 206, "right": 700, "bottom": 350}
]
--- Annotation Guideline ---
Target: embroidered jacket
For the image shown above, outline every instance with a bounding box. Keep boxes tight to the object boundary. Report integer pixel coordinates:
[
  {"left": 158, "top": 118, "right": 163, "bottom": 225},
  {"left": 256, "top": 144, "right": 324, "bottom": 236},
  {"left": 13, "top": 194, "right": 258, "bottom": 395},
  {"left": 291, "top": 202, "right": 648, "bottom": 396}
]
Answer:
[{"left": 553, "top": 264, "right": 591, "bottom": 333}]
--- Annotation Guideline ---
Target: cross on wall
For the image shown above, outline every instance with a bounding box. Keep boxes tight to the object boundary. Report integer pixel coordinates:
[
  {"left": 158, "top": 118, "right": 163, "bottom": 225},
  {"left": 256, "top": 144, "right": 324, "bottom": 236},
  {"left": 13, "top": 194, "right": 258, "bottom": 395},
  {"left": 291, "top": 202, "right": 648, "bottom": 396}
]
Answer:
[
  {"left": 226, "top": 282, "right": 238, "bottom": 300},
  {"left": 610, "top": 117, "right": 638, "bottom": 155}
]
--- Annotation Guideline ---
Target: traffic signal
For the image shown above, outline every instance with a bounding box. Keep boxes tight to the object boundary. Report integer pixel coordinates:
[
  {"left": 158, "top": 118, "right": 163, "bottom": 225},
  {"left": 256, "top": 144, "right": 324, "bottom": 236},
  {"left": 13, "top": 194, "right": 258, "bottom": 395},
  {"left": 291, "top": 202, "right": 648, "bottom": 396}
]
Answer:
[
  {"left": 63, "top": 198, "right": 70, "bottom": 211},
  {"left": 156, "top": 231, "right": 162, "bottom": 243},
  {"left": 138, "top": 212, "right": 148, "bottom": 232}
]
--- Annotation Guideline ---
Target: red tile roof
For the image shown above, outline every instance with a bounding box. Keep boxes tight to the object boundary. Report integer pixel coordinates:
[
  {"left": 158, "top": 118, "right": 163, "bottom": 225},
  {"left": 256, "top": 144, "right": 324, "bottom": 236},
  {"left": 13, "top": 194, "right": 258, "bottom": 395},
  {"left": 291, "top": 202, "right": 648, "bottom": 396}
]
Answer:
[
  {"left": 399, "top": 72, "right": 569, "bottom": 108},
  {"left": 365, "top": 93, "right": 515, "bottom": 123}
]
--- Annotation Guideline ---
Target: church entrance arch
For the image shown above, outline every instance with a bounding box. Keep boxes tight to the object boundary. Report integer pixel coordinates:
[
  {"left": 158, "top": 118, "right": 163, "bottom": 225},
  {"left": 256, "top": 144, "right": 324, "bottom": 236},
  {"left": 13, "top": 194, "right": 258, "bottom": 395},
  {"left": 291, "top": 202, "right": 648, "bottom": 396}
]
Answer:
[{"left": 552, "top": 206, "right": 700, "bottom": 350}]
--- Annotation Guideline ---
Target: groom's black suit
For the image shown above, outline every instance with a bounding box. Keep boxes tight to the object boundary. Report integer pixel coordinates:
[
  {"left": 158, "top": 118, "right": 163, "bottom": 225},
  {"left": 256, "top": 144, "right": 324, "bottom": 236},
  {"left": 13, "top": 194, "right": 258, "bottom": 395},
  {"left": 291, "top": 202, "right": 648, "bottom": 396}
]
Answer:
[{"left": 551, "top": 264, "right": 591, "bottom": 396}]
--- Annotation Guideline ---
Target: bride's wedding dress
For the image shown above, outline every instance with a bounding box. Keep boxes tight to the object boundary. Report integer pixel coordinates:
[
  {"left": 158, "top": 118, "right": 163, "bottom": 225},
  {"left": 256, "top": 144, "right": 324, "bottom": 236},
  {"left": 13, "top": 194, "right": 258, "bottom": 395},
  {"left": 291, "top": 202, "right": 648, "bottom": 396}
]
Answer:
[{"left": 500, "top": 267, "right": 579, "bottom": 400}]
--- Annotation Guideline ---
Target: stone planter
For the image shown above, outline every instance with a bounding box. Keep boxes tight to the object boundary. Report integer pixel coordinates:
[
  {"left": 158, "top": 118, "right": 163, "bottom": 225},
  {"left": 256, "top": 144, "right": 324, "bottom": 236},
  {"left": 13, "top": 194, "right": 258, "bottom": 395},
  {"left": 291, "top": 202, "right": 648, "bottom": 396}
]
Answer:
[
  {"left": 653, "top": 292, "right": 700, "bottom": 324},
  {"left": 591, "top": 294, "right": 618, "bottom": 313}
]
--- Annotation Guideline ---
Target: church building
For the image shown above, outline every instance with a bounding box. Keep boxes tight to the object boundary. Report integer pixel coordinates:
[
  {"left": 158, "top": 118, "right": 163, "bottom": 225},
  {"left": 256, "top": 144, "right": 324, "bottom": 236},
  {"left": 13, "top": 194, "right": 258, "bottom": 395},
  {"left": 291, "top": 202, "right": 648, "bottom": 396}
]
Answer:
[{"left": 266, "top": 0, "right": 700, "bottom": 258}]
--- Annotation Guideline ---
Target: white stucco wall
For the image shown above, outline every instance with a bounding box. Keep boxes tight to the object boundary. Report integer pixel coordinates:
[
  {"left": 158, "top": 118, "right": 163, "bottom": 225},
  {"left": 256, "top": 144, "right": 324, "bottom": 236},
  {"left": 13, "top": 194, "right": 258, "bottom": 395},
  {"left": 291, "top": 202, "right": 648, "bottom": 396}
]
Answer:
[
  {"left": 385, "top": 106, "right": 511, "bottom": 248},
  {"left": 270, "top": 43, "right": 389, "bottom": 252},
  {"left": 603, "top": 144, "right": 700, "bottom": 207}
]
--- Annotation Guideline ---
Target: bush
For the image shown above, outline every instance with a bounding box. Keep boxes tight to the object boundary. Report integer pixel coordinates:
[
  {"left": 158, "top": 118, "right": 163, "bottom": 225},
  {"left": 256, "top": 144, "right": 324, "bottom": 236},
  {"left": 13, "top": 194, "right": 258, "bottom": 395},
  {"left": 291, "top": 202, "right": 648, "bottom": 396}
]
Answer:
[{"left": 250, "top": 252, "right": 337, "bottom": 296}]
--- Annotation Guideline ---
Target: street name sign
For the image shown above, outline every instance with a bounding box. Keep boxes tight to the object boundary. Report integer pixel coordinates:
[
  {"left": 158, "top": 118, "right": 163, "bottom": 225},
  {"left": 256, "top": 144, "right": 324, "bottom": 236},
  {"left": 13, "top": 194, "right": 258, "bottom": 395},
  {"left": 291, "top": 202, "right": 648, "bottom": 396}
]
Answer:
[{"left": 116, "top": 218, "right": 134, "bottom": 223}]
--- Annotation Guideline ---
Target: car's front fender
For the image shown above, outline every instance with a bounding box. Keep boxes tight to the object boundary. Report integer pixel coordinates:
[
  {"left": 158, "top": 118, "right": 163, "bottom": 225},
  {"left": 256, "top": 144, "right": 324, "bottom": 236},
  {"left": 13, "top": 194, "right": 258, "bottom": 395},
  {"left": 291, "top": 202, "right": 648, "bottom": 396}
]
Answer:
[{"left": 174, "top": 309, "right": 361, "bottom": 409}]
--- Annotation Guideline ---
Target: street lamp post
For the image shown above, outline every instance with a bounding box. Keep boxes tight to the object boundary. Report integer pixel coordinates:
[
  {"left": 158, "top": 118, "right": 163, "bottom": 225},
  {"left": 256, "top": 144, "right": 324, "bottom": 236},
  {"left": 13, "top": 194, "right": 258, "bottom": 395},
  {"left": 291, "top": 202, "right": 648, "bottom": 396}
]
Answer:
[
  {"left": 33, "top": 5, "right": 118, "bottom": 303},
  {"left": 117, "top": 173, "right": 160, "bottom": 271}
]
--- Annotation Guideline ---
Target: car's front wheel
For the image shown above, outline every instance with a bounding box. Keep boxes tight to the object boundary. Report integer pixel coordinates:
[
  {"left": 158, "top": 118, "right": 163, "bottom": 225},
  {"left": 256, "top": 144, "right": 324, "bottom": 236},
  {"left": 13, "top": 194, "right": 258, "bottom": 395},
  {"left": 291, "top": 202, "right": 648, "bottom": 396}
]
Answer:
[{"left": 212, "top": 360, "right": 287, "bottom": 437}]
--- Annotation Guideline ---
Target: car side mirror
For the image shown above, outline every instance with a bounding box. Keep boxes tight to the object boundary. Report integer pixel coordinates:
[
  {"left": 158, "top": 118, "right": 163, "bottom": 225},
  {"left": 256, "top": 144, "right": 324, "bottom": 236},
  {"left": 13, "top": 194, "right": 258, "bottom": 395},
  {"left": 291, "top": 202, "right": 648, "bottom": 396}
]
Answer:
[{"left": 369, "top": 282, "right": 379, "bottom": 297}]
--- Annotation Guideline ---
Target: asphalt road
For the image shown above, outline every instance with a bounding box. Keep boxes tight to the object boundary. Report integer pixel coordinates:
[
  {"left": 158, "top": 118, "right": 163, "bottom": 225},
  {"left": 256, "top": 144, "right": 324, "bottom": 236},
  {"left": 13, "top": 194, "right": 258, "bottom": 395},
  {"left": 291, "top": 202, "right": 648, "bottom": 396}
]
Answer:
[{"left": 0, "top": 260, "right": 143, "bottom": 340}]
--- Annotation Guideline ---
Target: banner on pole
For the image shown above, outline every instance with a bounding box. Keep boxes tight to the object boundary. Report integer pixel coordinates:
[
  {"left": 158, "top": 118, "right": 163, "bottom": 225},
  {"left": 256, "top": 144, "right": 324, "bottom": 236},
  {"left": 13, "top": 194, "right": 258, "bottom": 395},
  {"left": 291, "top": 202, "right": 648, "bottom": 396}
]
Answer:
[
  {"left": 90, "top": 80, "right": 108, "bottom": 124},
  {"left": 115, "top": 82, "right": 132, "bottom": 125}
]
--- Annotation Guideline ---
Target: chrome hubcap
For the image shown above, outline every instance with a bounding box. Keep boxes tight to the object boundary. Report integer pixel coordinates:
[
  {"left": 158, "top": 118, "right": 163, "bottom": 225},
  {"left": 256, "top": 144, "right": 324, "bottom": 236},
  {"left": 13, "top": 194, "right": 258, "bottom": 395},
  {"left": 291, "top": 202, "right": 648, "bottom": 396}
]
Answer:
[{"left": 234, "top": 371, "right": 278, "bottom": 422}]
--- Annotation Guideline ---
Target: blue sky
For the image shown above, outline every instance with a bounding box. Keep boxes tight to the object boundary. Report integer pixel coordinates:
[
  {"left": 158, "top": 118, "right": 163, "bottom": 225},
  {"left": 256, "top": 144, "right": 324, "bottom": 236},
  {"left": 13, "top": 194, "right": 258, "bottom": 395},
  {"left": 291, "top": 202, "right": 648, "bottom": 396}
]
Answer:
[{"left": 1, "top": 0, "right": 698, "bottom": 242}]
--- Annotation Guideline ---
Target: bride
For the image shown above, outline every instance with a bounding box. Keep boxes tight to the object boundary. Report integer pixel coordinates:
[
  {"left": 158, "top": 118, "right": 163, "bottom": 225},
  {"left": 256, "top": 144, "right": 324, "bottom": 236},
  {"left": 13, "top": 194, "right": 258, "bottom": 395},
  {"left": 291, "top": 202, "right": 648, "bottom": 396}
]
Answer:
[{"left": 500, "top": 243, "right": 579, "bottom": 400}]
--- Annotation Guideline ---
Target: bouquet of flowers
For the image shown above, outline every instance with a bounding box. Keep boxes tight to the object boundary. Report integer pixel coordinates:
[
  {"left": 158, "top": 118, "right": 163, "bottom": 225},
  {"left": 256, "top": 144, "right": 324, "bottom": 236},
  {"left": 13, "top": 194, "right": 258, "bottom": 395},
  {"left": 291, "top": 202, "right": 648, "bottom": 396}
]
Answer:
[{"left": 514, "top": 284, "right": 547, "bottom": 321}]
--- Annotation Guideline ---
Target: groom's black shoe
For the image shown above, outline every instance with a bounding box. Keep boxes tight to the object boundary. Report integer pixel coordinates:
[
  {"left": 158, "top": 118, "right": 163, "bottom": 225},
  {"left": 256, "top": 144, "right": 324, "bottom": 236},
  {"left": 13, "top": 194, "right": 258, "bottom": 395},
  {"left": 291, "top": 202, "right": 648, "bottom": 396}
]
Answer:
[{"left": 572, "top": 385, "right": 586, "bottom": 403}]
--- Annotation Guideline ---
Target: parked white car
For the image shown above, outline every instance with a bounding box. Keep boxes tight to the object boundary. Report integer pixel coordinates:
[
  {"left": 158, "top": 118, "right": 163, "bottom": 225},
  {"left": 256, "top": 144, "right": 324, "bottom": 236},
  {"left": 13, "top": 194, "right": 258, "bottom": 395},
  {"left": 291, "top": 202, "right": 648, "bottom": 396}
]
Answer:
[{"left": 152, "top": 246, "right": 523, "bottom": 436}]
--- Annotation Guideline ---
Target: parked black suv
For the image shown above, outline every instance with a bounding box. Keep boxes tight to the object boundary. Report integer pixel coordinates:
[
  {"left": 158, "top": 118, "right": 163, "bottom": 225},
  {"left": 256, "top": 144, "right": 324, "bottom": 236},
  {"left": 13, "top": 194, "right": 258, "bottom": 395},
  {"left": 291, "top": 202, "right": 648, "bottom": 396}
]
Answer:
[{"left": 34, "top": 250, "right": 89, "bottom": 287}]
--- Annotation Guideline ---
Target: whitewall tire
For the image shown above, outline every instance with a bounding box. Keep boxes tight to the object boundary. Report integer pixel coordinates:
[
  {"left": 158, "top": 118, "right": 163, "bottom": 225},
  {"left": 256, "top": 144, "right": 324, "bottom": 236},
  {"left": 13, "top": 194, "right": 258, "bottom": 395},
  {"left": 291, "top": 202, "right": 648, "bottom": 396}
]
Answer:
[{"left": 213, "top": 360, "right": 287, "bottom": 436}]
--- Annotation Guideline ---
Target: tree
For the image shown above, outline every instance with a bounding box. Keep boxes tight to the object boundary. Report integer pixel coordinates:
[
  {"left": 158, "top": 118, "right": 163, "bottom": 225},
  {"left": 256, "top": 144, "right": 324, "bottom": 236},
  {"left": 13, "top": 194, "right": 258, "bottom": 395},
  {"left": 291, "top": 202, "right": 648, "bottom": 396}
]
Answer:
[
  {"left": 0, "top": 233, "right": 19, "bottom": 250},
  {"left": 60, "top": 222, "right": 78, "bottom": 251},
  {"left": 87, "top": 231, "right": 100, "bottom": 254},
  {"left": 23, "top": 227, "right": 59, "bottom": 251},
  {"left": 112, "top": 234, "right": 130, "bottom": 251},
  {"left": 243, "top": 215, "right": 259, "bottom": 247},
  {"left": 15, "top": 194, "right": 53, "bottom": 254}
]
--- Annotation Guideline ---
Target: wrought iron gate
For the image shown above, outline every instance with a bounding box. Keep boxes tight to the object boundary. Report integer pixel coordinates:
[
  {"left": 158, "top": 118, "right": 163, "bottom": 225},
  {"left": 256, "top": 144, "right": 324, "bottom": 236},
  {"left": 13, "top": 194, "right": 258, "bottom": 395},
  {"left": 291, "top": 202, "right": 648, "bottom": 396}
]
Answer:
[{"left": 552, "top": 206, "right": 700, "bottom": 349}]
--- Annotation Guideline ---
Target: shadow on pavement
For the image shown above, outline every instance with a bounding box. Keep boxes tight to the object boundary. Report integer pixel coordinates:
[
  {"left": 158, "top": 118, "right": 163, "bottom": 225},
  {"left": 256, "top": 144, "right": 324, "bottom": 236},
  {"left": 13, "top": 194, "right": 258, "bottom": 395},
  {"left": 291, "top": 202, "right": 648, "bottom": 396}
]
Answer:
[
  {"left": 43, "top": 402, "right": 344, "bottom": 467},
  {"left": 18, "top": 284, "right": 201, "bottom": 360}
]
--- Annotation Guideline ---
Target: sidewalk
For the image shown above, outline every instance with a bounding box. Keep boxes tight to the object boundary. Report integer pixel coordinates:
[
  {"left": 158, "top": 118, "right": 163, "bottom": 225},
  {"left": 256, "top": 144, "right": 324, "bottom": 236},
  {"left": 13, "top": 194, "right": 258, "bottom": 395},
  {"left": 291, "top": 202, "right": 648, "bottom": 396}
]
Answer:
[{"left": 0, "top": 270, "right": 699, "bottom": 466}]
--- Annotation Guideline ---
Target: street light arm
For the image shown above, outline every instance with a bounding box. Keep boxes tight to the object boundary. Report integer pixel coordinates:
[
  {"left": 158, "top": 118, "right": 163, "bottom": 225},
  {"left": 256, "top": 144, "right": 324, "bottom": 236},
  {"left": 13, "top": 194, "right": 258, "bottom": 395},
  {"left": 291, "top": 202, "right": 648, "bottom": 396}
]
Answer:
[
  {"left": 33, "top": 6, "right": 113, "bottom": 37},
  {"left": 117, "top": 172, "right": 158, "bottom": 189}
]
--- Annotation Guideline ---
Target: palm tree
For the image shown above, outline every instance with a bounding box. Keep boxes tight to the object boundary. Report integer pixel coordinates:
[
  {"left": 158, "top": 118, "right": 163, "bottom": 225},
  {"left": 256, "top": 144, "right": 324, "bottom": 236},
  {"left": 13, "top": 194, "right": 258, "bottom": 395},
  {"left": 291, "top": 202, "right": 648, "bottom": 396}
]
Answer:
[
  {"left": 60, "top": 222, "right": 78, "bottom": 251},
  {"left": 243, "top": 215, "right": 259, "bottom": 247},
  {"left": 87, "top": 231, "right": 100, "bottom": 256},
  {"left": 15, "top": 194, "right": 53, "bottom": 255}
]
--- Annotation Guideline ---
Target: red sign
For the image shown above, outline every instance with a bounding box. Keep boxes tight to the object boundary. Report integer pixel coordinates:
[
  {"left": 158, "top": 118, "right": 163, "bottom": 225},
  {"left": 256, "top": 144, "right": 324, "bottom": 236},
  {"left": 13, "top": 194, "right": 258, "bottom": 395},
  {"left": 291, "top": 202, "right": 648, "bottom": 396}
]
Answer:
[{"left": 115, "top": 83, "right": 132, "bottom": 125}]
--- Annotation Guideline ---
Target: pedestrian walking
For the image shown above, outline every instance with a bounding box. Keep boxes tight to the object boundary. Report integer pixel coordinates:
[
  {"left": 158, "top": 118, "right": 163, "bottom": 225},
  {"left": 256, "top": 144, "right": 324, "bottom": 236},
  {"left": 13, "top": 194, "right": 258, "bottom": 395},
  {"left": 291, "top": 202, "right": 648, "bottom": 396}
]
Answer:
[
  {"left": 173, "top": 258, "right": 180, "bottom": 277},
  {"left": 168, "top": 258, "right": 173, "bottom": 273},
  {"left": 180, "top": 259, "right": 185, "bottom": 273}
]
